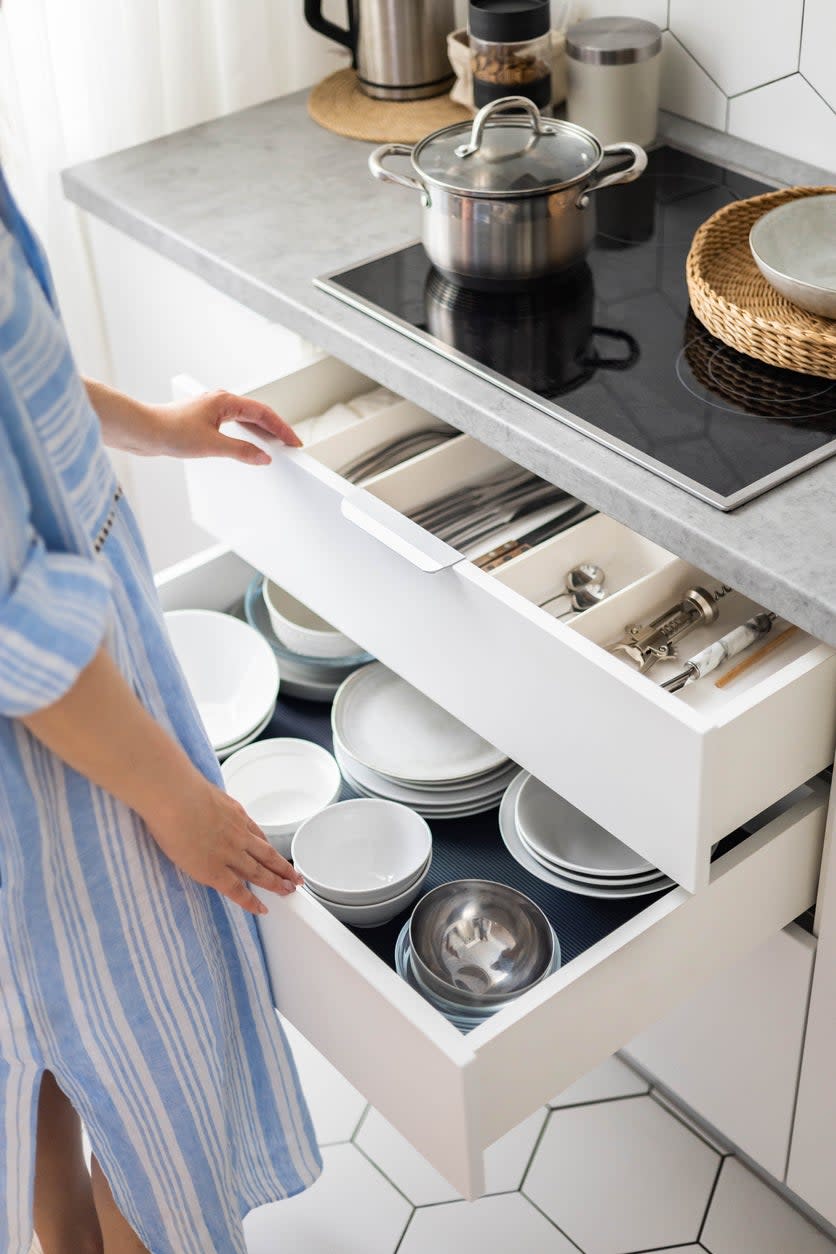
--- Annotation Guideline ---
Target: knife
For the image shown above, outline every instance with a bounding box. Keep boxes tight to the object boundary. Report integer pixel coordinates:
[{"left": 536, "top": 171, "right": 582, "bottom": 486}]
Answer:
[{"left": 474, "top": 503, "right": 596, "bottom": 570}]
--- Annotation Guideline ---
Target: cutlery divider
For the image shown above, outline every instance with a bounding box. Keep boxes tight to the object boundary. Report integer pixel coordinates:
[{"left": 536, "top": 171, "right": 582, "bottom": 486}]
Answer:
[{"left": 307, "top": 397, "right": 456, "bottom": 475}]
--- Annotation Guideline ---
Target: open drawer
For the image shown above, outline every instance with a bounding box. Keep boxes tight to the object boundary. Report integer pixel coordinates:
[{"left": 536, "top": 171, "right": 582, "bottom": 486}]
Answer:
[
  {"left": 156, "top": 547, "right": 827, "bottom": 1200},
  {"left": 181, "top": 356, "right": 836, "bottom": 891}
]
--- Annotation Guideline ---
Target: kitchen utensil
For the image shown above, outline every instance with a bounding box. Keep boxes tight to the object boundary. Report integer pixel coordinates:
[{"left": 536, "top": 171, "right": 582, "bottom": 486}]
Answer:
[
  {"left": 441, "top": 482, "right": 578, "bottom": 549},
  {"left": 469, "top": 0, "right": 552, "bottom": 110},
  {"left": 408, "top": 878, "right": 554, "bottom": 1007},
  {"left": 164, "top": 610, "right": 280, "bottom": 752},
  {"left": 291, "top": 797, "right": 432, "bottom": 906},
  {"left": 715, "top": 625, "right": 799, "bottom": 690},
  {"left": 554, "top": 581, "right": 608, "bottom": 617},
  {"left": 305, "top": 865, "right": 430, "bottom": 928},
  {"left": 608, "top": 584, "right": 732, "bottom": 674},
  {"left": 304, "top": 0, "right": 456, "bottom": 101},
  {"left": 332, "top": 663, "right": 508, "bottom": 784},
  {"left": 221, "top": 738, "right": 342, "bottom": 855},
  {"left": 539, "top": 562, "right": 604, "bottom": 611},
  {"left": 262, "top": 579, "right": 360, "bottom": 660},
  {"left": 661, "top": 612, "right": 776, "bottom": 694},
  {"left": 369, "top": 95, "right": 646, "bottom": 289},
  {"left": 410, "top": 464, "right": 531, "bottom": 530},
  {"left": 337, "top": 428, "right": 457, "bottom": 483},
  {"left": 566, "top": 17, "right": 662, "bottom": 147},
  {"left": 475, "top": 510, "right": 596, "bottom": 570},
  {"left": 749, "top": 194, "right": 836, "bottom": 320}
]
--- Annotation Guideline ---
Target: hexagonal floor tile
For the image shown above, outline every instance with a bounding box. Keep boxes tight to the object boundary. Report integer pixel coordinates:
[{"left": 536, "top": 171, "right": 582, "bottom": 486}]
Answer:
[
  {"left": 524, "top": 1096, "right": 719, "bottom": 1254},
  {"left": 801, "top": 0, "right": 836, "bottom": 111},
  {"left": 244, "top": 1143, "right": 411, "bottom": 1254},
  {"left": 669, "top": 0, "right": 803, "bottom": 96},
  {"left": 356, "top": 1106, "right": 548, "bottom": 1205},
  {"left": 702, "top": 1158, "right": 836, "bottom": 1254},
  {"left": 280, "top": 1016, "right": 367, "bottom": 1145},
  {"left": 549, "top": 1055, "right": 648, "bottom": 1108},
  {"left": 399, "top": 1193, "right": 578, "bottom": 1254}
]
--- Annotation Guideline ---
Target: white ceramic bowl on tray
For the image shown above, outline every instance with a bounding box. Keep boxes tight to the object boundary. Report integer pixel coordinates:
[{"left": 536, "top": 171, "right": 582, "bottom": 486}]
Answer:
[
  {"left": 749, "top": 194, "right": 836, "bottom": 319},
  {"left": 304, "top": 859, "right": 431, "bottom": 927},
  {"left": 221, "top": 738, "right": 341, "bottom": 855},
  {"left": 291, "top": 797, "right": 433, "bottom": 906},
  {"left": 263, "top": 579, "right": 361, "bottom": 660}
]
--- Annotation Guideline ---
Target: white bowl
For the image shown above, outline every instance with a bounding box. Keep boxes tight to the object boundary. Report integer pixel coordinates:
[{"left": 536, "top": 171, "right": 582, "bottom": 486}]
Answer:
[
  {"left": 164, "top": 610, "right": 279, "bottom": 751},
  {"left": 311, "top": 848, "right": 431, "bottom": 906},
  {"left": 305, "top": 862, "right": 430, "bottom": 928},
  {"left": 221, "top": 738, "right": 342, "bottom": 854},
  {"left": 749, "top": 194, "right": 836, "bottom": 319},
  {"left": 291, "top": 798, "right": 432, "bottom": 905},
  {"left": 263, "top": 580, "right": 360, "bottom": 660}
]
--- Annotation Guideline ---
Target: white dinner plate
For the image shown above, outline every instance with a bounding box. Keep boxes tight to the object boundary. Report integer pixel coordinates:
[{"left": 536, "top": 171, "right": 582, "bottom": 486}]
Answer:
[
  {"left": 517, "top": 830, "right": 666, "bottom": 887},
  {"left": 332, "top": 663, "right": 507, "bottom": 784},
  {"left": 514, "top": 772, "right": 654, "bottom": 878},
  {"left": 335, "top": 743, "right": 517, "bottom": 808},
  {"left": 500, "top": 773, "right": 674, "bottom": 899},
  {"left": 340, "top": 765, "right": 503, "bottom": 819}
]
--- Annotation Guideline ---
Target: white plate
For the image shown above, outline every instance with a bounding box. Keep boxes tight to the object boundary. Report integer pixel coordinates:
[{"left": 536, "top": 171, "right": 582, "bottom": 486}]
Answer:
[
  {"left": 215, "top": 706, "right": 274, "bottom": 761},
  {"left": 165, "top": 609, "right": 279, "bottom": 750},
  {"left": 500, "top": 773, "right": 674, "bottom": 899},
  {"left": 334, "top": 743, "right": 516, "bottom": 808},
  {"left": 367, "top": 757, "right": 517, "bottom": 794},
  {"left": 332, "top": 663, "right": 507, "bottom": 785},
  {"left": 514, "top": 772, "right": 654, "bottom": 878},
  {"left": 221, "top": 738, "right": 341, "bottom": 840},
  {"left": 340, "top": 765, "right": 504, "bottom": 819},
  {"left": 517, "top": 830, "right": 666, "bottom": 887}
]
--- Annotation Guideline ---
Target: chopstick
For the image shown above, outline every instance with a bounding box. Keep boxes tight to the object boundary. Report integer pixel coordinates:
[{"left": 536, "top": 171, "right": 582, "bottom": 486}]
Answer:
[{"left": 714, "top": 626, "right": 798, "bottom": 689}]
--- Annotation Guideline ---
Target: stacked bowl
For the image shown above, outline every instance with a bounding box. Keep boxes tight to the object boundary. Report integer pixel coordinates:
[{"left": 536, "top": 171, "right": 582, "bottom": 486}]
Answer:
[
  {"left": 291, "top": 798, "right": 432, "bottom": 927},
  {"left": 164, "top": 609, "right": 280, "bottom": 759},
  {"left": 221, "top": 738, "right": 342, "bottom": 857}
]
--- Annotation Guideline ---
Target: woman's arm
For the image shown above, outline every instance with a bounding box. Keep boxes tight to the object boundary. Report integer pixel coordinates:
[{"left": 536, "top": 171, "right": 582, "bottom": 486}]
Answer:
[
  {"left": 22, "top": 646, "right": 302, "bottom": 916},
  {"left": 84, "top": 378, "right": 302, "bottom": 462}
]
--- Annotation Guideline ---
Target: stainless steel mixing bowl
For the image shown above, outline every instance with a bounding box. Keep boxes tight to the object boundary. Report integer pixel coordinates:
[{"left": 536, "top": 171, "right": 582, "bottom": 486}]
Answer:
[{"left": 408, "top": 879, "right": 554, "bottom": 1008}]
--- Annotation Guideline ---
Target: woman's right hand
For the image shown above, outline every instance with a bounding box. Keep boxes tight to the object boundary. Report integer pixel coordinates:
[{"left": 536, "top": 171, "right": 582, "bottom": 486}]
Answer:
[{"left": 146, "top": 776, "right": 304, "bottom": 916}]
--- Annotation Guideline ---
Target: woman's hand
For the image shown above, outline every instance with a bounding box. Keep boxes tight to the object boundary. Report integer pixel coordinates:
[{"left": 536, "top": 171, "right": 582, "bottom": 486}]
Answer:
[
  {"left": 146, "top": 775, "right": 304, "bottom": 916},
  {"left": 149, "top": 389, "right": 302, "bottom": 464}
]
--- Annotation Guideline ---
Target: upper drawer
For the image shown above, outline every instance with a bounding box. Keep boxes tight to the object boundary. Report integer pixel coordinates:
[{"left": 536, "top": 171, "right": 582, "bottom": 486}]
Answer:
[{"left": 182, "top": 357, "right": 836, "bottom": 892}]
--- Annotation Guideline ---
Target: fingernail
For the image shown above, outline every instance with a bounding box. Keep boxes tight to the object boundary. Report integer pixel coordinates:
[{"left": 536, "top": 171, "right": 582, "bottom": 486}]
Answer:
[
  {"left": 283, "top": 879, "right": 297, "bottom": 892},
  {"left": 255, "top": 451, "right": 271, "bottom": 466},
  {"left": 258, "top": 903, "right": 268, "bottom": 915}
]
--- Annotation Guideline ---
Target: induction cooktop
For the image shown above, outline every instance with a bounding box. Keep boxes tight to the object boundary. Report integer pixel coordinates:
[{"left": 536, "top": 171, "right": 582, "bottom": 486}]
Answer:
[{"left": 316, "top": 146, "right": 836, "bottom": 510}]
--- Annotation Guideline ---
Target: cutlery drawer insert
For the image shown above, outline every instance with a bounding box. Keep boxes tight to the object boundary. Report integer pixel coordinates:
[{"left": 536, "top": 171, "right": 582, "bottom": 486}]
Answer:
[
  {"left": 182, "top": 357, "right": 836, "bottom": 892},
  {"left": 155, "top": 545, "right": 827, "bottom": 1202}
]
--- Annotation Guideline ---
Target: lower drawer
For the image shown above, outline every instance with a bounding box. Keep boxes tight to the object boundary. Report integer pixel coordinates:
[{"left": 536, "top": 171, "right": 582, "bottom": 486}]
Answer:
[{"left": 156, "top": 548, "right": 828, "bottom": 1200}]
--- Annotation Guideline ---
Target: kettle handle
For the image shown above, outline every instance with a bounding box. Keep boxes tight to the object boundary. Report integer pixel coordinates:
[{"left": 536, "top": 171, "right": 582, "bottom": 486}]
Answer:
[
  {"left": 304, "top": 0, "right": 356, "bottom": 65},
  {"left": 578, "top": 142, "right": 648, "bottom": 208}
]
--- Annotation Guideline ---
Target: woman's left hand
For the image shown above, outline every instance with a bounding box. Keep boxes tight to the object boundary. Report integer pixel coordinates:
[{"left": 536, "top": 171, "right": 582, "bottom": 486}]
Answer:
[{"left": 149, "top": 389, "right": 302, "bottom": 464}]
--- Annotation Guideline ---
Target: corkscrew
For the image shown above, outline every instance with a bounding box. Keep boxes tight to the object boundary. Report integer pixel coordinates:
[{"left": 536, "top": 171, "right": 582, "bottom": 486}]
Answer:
[{"left": 608, "top": 585, "right": 733, "bottom": 675}]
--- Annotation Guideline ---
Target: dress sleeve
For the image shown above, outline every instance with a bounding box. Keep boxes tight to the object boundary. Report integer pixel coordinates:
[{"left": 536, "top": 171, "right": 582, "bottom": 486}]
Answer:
[{"left": 0, "top": 419, "right": 112, "bottom": 718}]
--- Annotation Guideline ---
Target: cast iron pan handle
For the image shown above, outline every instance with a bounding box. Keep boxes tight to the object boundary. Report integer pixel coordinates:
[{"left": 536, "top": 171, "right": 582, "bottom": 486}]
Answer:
[{"left": 304, "top": 0, "right": 357, "bottom": 65}]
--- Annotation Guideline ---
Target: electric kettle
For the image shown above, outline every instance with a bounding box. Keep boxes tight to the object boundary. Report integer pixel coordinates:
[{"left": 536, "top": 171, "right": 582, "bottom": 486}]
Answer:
[{"left": 304, "top": 0, "right": 456, "bottom": 100}]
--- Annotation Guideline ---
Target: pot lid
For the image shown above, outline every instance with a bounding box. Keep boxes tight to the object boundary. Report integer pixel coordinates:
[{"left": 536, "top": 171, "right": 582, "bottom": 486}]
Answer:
[{"left": 413, "top": 96, "right": 602, "bottom": 198}]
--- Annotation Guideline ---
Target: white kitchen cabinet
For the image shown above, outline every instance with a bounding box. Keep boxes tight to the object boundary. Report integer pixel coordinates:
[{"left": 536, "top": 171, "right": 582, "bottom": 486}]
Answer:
[
  {"left": 156, "top": 544, "right": 828, "bottom": 1201},
  {"left": 181, "top": 355, "right": 836, "bottom": 893}
]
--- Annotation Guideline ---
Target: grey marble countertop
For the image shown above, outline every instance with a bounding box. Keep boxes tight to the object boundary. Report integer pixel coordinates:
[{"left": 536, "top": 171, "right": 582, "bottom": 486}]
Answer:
[{"left": 63, "top": 92, "right": 836, "bottom": 645}]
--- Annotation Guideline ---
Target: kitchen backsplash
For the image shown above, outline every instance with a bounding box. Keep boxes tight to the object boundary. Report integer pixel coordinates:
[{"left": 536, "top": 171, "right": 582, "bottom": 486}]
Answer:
[{"left": 573, "top": 0, "right": 836, "bottom": 172}]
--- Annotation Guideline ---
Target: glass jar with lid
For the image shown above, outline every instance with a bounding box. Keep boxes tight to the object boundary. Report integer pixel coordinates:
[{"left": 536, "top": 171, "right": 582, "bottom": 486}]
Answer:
[{"left": 469, "top": 0, "right": 552, "bottom": 110}]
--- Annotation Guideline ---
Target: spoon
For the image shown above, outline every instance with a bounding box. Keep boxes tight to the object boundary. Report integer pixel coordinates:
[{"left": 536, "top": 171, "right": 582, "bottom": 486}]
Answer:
[
  {"left": 554, "top": 582, "right": 609, "bottom": 618},
  {"left": 539, "top": 563, "right": 605, "bottom": 612}
]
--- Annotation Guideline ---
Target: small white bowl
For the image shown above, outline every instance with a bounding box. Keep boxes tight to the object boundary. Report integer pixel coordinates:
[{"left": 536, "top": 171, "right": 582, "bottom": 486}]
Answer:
[
  {"left": 221, "top": 738, "right": 342, "bottom": 855},
  {"left": 164, "top": 610, "right": 279, "bottom": 751},
  {"left": 263, "top": 580, "right": 360, "bottom": 660},
  {"left": 305, "top": 861, "right": 430, "bottom": 928},
  {"left": 291, "top": 798, "right": 432, "bottom": 905},
  {"left": 311, "top": 848, "right": 431, "bottom": 906}
]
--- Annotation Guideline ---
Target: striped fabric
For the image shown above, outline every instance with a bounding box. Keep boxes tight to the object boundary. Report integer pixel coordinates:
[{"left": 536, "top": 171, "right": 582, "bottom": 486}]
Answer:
[{"left": 0, "top": 171, "right": 321, "bottom": 1254}]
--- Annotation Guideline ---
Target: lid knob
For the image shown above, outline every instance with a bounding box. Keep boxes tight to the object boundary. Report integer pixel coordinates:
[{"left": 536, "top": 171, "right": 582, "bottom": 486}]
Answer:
[{"left": 454, "top": 95, "right": 554, "bottom": 159}]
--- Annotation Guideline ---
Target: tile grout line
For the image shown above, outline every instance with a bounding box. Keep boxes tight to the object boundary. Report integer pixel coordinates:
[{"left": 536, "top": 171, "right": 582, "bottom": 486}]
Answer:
[
  {"left": 727, "top": 71, "right": 799, "bottom": 102},
  {"left": 517, "top": 1190, "right": 586, "bottom": 1253},
  {"left": 622, "top": 1242, "right": 712, "bottom": 1254},
  {"left": 649, "top": 1088, "right": 733, "bottom": 1158},
  {"left": 798, "top": 72, "right": 836, "bottom": 120},
  {"left": 666, "top": 30, "right": 728, "bottom": 97},
  {"left": 518, "top": 1107, "right": 553, "bottom": 1194},
  {"left": 696, "top": 1154, "right": 726, "bottom": 1245},
  {"left": 392, "top": 1204, "right": 417, "bottom": 1254},
  {"left": 548, "top": 1089, "right": 651, "bottom": 1116},
  {"left": 350, "top": 1139, "right": 419, "bottom": 1211},
  {"left": 350, "top": 1103, "right": 371, "bottom": 1144},
  {"left": 796, "top": 0, "right": 806, "bottom": 73}
]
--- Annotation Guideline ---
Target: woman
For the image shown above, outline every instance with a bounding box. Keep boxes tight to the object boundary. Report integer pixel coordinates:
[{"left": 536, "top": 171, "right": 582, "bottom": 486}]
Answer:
[{"left": 0, "top": 160, "right": 322, "bottom": 1254}]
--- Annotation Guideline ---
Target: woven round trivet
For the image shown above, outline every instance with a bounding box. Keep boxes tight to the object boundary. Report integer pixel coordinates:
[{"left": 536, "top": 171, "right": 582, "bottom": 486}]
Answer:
[
  {"left": 308, "top": 68, "right": 472, "bottom": 145},
  {"left": 686, "top": 185, "right": 836, "bottom": 379}
]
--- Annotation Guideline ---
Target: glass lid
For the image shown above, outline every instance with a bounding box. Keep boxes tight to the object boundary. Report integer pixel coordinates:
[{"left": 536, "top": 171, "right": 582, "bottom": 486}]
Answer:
[{"left": 414, "top": 97, "right": 601, "bottom": 197}]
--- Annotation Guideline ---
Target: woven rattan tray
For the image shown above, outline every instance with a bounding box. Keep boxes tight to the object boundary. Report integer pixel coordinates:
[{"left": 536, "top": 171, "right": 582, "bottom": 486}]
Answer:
[{"left": 686, "top": 186, "right": 836, "bottom": 380}]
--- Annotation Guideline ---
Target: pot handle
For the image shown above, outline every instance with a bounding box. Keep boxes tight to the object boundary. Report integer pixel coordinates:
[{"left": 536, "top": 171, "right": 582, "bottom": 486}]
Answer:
[
  {"left": 455, "top": 96, "right": 551, "bottom": 158},
  {"left": 578, "top": 142, "right": 648, "bottom": 208},
  {"left": 369, "top": 144, "right": 428, "bottom": 202}
]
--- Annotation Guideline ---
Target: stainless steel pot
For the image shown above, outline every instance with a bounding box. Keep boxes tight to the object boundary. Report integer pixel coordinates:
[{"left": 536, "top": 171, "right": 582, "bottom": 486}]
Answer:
[{"left": 369, "top": 96, "right": 647, "bottom": 289}]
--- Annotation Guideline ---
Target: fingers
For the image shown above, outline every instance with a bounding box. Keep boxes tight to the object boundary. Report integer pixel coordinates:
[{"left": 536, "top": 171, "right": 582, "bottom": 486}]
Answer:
[
  {"left": 248, "top": 830, "right": 304, "bottom": 885},
  {"left": 218, "top": 433, "right": 272, "bottom": 466},
  {"left": 217, "top": 393, "right": 303, "bottom": 449},
  {"left": 237, "top": 851, "right": 297, "bottom": 896},
  {"left": 219, "top": 874, "right": 269, "bottom": 917}
]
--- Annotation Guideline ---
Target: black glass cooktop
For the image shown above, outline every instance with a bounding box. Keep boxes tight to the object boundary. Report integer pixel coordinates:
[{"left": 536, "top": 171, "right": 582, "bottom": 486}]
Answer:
[{"left": 316, "top": 146, "right": 836, "bottom": 510}]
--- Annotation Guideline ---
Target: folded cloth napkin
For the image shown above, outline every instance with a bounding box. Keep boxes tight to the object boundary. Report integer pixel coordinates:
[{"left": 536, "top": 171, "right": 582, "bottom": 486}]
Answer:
[{"left": 294, "top": 387, "right": 402, "bottom": 444}]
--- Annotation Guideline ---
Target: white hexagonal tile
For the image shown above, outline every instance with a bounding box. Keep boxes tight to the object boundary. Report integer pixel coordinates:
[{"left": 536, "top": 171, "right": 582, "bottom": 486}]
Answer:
[
  {"left": 801, "top": 0, "right": 836, "bottom": 110},
  {"left": 279, "top": 1015, "right": 367, "bottom": 1145},
  {"left": 702, "top": 1157, "right": 836, "bottom": 1254},
  {"left": 728, "top": 75, "right": 836, "bottom": 169},
  {"left": 573, "top": 0, "right": 668, "bottom": 28},
  {"left": 549, "top": 1055, "right": 648, "bottom": 1108},
  {"left": 524, "top": 1096, "right": 719, "bottom": 1254},
  {"left": 356, "top": 1106, "right": 548, "bottom": 1205},
  {"left": 244, "top": 1143, "right": 411, "bottom": 1254},
  {"left": 660, "top": 32, "right": 727, "bottom": 132},
  {"left": 399, "top": 1193, "right": 578, "bottom": 1254},
  {"left": 670, "top": 0, "right": 803, "bottom": 96}
]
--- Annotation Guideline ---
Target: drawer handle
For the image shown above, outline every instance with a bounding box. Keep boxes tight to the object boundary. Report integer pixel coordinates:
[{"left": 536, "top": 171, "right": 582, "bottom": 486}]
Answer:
[{"left": 341, "top": 489, "right": 463, "bottom": 574}]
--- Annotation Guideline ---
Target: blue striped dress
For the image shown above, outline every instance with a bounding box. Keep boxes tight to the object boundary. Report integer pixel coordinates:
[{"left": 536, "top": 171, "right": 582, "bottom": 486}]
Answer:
[{"left": 0, "top": 170, "right": 321, "bottom": 1254}]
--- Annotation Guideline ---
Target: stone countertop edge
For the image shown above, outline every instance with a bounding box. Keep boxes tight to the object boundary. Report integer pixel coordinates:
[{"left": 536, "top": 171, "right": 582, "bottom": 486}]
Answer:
[{"left": 61, "top": 93, "right": 836, "bottom": 647}]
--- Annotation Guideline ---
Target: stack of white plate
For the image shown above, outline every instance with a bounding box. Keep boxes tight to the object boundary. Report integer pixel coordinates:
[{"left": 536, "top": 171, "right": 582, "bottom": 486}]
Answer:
[
  {"left": 499, "top": 770, "right": 674, "bottom": 898},
  {"left": 244, "top": 577, "right": 373, "bottom": 703},
  {"left": 331, "top": 663, "right": 515, "bottom": 818},
  {"left": 164, "top": 609, "right": 280, "bottom": 759}
]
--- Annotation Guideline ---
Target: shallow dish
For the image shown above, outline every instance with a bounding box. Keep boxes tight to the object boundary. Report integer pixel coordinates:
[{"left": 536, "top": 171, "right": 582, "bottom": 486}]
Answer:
[
  {"left": 164, "top": 609, "right": 279, "bottom": 751},
  {"left": 291, "top": 798, "right": 432, "bottom": 905},
  {"left": 221, "top": 738, "right": 341, "bottom": 854},
  {"left": 215, "top": 707, "right": 274, "bottom": 762},
  {"left": 263, "top": 579, "right": 361, "bottom": 660},
  {"left": 750, "top": 194, "right": 836, "bottom": 319},
  {"left": 408, "top": 878, "right": 554, "bottom": 1008},
  {"left": 305, "top": 860, "right": 430, "bottom": 927}
]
